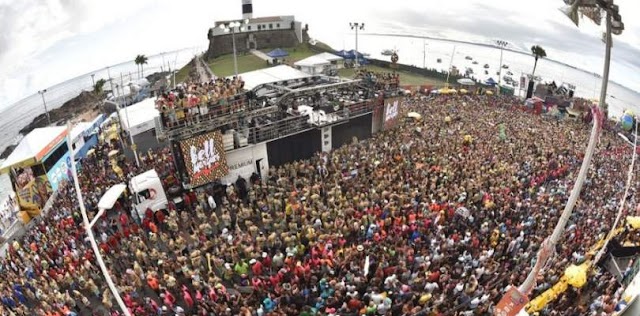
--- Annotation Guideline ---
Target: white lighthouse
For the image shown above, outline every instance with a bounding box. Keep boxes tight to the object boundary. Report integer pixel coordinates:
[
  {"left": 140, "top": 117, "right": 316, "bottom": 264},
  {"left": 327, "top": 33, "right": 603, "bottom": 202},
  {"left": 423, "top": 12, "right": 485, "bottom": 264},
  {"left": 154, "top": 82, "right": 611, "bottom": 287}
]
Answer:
[{"left": 242, "top": 0, "right": 253, "bottom": 19}]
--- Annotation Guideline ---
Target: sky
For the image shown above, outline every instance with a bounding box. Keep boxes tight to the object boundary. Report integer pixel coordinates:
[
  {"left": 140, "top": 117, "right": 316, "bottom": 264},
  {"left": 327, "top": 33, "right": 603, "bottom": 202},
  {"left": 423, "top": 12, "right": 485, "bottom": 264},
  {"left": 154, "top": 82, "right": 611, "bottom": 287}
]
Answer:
[{"left": 1, "top": 0, "right": 639, "bottom": 109}]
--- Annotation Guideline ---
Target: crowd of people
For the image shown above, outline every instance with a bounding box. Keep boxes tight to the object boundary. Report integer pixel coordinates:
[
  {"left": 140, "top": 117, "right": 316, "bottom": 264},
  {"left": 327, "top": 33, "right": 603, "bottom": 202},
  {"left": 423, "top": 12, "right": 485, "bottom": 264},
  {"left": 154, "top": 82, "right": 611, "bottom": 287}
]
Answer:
[
  {"left": 156, "top": 77, "right": 245, "bottom": 129},
  {"left": 355, "top": 70, "right": 400, "bottom": 91},
  {"left": 0, "top": 92, "right": 637, "bottom": 316}
]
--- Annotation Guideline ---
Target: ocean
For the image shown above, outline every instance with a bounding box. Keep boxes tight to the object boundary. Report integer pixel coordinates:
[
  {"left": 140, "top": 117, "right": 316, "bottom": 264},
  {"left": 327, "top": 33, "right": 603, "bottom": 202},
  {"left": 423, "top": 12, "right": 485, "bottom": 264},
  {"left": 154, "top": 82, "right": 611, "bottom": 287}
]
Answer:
[
  {"left": 349, "top": 34, "right": 640, "bottom": 118},
  {"left": 0, "top": 47, "right": 201, "bottom": 206}
]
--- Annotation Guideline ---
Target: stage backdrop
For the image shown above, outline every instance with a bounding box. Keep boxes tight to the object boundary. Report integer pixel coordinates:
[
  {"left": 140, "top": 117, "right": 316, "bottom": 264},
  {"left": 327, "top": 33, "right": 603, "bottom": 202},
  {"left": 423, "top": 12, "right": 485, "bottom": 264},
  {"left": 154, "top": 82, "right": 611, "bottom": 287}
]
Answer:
[
  {"left": 15, "top": 171, "right": 52, "bottom": 223},
  {"left": 178, "top": 131, "right": 229, "bottom": 187},
  {"left": 383, "top": 98, "right": 400, "bottom": 130}
]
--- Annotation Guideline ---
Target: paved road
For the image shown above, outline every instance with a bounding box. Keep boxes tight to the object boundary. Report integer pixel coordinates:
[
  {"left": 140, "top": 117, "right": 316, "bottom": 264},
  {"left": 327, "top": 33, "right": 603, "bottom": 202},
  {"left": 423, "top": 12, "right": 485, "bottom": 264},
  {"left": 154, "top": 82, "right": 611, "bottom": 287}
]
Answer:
[{"left": 194, "top": 56, "right": 216, "bottom": 82}]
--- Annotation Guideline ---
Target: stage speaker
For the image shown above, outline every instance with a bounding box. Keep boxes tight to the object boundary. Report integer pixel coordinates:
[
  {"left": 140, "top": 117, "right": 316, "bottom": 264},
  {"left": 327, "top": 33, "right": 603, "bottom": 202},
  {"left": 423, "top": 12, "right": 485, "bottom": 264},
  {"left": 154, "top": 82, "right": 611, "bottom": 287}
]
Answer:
[{"left": 526, "top": 80, "right": 535, "bottom": 99}]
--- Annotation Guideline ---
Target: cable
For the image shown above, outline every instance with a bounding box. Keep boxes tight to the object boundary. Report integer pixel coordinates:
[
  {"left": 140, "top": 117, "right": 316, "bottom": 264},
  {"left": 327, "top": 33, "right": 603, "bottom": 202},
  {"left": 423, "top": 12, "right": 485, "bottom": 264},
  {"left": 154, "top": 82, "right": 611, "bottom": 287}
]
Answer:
[{"left": 593, "top": 116, "right": 638, "bottom": 264}]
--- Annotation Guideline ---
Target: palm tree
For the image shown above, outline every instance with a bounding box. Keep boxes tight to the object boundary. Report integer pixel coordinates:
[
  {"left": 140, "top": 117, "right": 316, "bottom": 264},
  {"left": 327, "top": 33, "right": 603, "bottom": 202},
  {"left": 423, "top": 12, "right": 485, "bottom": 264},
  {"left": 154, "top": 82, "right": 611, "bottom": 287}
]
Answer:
[
  {"left": 530, "top": 45, "right": 547, "bottom": 77},
  {"left": 135, "top": 54, "right": 149, "bottom": 79},
  {"left": 134, "top": 55, "right": 142, "bottom": 78},
  {"left": 93, "top": 78, "right": 107, "bottom": 95}
]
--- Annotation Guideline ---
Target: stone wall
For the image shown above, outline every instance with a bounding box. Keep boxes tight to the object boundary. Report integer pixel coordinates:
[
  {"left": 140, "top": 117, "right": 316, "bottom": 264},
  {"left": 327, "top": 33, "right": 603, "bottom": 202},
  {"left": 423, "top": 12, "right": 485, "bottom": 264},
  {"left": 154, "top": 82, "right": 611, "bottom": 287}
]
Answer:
[{"left": 205, "top": 29, "right": 306, "bottom": 60}]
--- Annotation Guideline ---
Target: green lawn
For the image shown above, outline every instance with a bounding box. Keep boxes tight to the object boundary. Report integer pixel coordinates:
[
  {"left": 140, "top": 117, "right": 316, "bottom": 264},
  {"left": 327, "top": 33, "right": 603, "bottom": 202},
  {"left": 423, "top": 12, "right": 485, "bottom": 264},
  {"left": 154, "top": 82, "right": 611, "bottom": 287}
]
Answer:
[
  {"left": 338, "top": 65, "right": 448, "bottom": 86},
  {"left": 207, "top": 53, "right": 268, "bottom": 77},
  {"left": 262, "top": 43, "right": 317, "bottom": 63},
  {"left": 174, "top": 62, "right": 192, "bottom": 84}
]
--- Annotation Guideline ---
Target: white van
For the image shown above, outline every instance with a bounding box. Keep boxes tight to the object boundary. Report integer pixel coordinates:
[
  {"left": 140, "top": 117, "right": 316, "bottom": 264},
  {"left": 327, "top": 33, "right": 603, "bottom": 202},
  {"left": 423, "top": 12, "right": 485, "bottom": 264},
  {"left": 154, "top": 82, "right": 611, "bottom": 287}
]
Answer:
[{"left": 130, "top": 169, "right": 168, "bottom": 218}]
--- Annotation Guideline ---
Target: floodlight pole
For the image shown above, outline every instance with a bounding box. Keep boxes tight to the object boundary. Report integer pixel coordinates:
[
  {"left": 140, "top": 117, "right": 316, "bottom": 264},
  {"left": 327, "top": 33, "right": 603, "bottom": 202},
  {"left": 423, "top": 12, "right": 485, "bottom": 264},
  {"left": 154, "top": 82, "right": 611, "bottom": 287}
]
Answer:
[
  {"left": 516, "top": 9, "right": 614, "bottom": 299},
  {"left": 231, "top": 26, "right": 239, "bottom": 77},
  {"left": 65, "top": 123, "right": 132, "bottom": 316},
  {"left": 496, "top": 40, "right": 508, "bottom": 95},
  {"left": 350, "top": 22, "right": 364, "bottom": 68},
  {"left": 444, "top": 45, "right": 456, "bottom": 88}
]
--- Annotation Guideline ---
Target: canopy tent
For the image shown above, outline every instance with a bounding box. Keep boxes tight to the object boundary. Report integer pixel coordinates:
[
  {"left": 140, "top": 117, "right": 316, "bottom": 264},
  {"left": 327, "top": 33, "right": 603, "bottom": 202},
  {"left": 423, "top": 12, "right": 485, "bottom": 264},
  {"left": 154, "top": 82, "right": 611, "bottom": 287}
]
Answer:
[
  {"left": 0, "top": 127, "right": 68, "bottom": 173},
  {"left": 266, "top": 48, "right": 289, "bottom": 58},
  {"left": 294, "top": 55, "right": 331, "bottom": 68},
  {"left": 314, "top": 52, "right": 343, "bottom": 62},
  {"left": 238, "top": 65, "right": 311, "bottom": 90},
  {"left": 70, "top": 122, "right": 92, "bottom": 144},
  {"left": 347, "top": 50, "right": 365, "bottom": 59},
  {"left": 335, "top": 50, "right": 352, "bottom": 59},
  {"left": 118, "top": 98, "right": 159, "bottom": 137},
  {"left": 457, "top": 78, "right": 476, "bottom": 86},
  {"left": 485, "top": 78, "right": 498, "bottom": 86}
]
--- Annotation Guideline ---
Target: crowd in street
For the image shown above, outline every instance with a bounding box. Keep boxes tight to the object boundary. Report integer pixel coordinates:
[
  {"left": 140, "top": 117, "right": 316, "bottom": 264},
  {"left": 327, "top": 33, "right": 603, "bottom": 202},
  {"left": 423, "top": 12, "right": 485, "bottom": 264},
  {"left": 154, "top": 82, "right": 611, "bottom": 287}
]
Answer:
[{"left": 0, "top": 92, "right": 637, "bottom": 316}]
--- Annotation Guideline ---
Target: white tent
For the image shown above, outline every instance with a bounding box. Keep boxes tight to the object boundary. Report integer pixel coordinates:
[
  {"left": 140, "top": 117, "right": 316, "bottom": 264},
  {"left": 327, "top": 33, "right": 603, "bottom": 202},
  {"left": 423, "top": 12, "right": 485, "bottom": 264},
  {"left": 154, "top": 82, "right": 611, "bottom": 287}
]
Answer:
[
  {"left": 314, "top": 52, "right": 343, "bottom": 62},
  {"left": 294, "top": 56, "right": 331, "bottom": 75},
  {"left": 118, "top": 98, "right": 159, "bottom": 137},
  {"left": 295, "top": 56, "right": 331, "bottom": 68},
  {"left": 238, "top": 65, "right": 311, "bottom": 90},
  {"left": 0, "top": 126, "right": 68, "bottom": 173},
  {"left": 70, "top": 122, "right": 92, "bottom": 143},
  {"left": 294, "top": 53, "right": 343, "bottom": 75}
]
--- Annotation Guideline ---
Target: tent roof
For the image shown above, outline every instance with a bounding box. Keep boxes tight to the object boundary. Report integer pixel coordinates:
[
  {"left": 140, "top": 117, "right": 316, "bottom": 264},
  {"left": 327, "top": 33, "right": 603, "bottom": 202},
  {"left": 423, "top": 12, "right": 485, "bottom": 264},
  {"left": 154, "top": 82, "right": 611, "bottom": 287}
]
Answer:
[
  {"left": 485, "top": 78, "right": 497, "bottom": 86},
  {"left": 266, "top": 48, "right": 289, "bottom": 58},
  {"left": 70, "top": 122, "right": 92, "bottom": 142},
  {"left": 294, "top": 55, "right": 331, "bottom": 67},
  {"left": 314, "top": 52, "right": 343, "bottom": 62},
  {"left": 238, "top": 65, "right": 311, "bottom": 90},
  {"left": 0, "top": 126, "right": 68, "bottom": 173},
  {"left": 118, "top": 98, "right": 159, "bottom": 132}
]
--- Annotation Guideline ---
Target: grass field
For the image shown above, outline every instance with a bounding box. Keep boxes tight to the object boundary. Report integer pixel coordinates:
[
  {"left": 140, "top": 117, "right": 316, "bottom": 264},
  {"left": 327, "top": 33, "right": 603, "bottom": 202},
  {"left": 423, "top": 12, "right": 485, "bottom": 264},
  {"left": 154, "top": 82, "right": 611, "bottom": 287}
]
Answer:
[
  {"left": 207, "top": 53, "right": 268, "bottom": 77},
  {"left": 174, "top": 63, "right": 192, "bottom": 84},
  {"left": 338, "top": 65, "right": 448, "bottom": 86}
]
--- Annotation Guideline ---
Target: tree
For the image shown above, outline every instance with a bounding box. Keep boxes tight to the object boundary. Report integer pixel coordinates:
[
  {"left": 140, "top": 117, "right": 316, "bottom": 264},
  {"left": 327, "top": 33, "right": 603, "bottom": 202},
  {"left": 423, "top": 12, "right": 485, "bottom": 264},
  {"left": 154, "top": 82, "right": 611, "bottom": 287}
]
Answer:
[
  {"left": 134, "top": 54, "right": 148, "bottom": 79},
  {"left": 93, "top": 78, "right": 107, "bottom": 95},
  {"left": 530, "top": 45, "right": 547, "bottom": 77}
]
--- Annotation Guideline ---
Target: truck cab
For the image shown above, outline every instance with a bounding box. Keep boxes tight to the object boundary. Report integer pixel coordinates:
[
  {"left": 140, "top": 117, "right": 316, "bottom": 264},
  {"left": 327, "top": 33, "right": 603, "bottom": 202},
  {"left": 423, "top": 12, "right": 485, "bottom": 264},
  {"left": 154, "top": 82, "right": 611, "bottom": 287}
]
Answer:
[{"left": 130, "top": 169, "right": 168, "bottom": 218}]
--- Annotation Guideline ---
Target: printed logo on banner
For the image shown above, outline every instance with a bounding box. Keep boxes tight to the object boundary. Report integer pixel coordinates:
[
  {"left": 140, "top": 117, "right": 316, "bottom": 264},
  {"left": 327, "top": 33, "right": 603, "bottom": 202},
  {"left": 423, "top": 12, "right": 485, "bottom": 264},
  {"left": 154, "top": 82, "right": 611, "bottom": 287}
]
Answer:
[
  {"left": 179, "top": 131, "right": 229, "bottom": 187},
  {"left": 385, "top": 100, "right": 399, "bottom": 122}
]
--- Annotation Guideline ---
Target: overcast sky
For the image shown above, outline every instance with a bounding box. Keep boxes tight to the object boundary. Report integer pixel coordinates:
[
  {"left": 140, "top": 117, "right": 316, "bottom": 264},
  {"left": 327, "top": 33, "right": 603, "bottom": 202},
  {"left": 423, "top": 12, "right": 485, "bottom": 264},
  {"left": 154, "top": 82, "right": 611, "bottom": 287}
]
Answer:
[{"left": 1, "top": 0, "right": 639, "bottom": 108}]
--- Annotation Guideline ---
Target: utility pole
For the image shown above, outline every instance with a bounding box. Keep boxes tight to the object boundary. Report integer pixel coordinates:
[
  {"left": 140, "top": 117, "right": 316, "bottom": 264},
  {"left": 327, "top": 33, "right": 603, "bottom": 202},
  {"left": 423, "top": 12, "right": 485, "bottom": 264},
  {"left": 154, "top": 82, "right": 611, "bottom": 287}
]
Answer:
[{"left": 38, "top": 89, "right": 51, "bottom": 126}]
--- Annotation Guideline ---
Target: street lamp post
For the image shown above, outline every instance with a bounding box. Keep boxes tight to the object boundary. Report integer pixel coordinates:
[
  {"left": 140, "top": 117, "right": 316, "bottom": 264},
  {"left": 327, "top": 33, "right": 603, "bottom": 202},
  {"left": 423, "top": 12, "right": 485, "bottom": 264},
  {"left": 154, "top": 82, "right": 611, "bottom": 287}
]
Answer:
[
  {"left": 220, "top": 20, "right": 248, "bottom": 77},
  {"left": 349, "top": 22, "right": 365, "bottom": 68},
  {"left": 423, "top": 39, "right": 429, "bottom": 69},
  {"left": 510, "top": 0, "right": 624, "bottom": 308},
  {"left": 496, "top": 40, "right": 508, "bottom": 95},
  {"left": 65, "top": 123, "right": 132, "bottom": 316},
  {"left": 38, "top": 89, "right": 51, "bottom": 126}
]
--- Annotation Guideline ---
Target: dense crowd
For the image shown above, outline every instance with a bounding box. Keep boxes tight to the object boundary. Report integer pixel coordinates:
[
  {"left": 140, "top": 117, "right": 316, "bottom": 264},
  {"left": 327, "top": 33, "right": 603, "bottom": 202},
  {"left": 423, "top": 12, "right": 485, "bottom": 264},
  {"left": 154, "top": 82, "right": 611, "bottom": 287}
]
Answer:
[
  {"left": 0, "top": 93, "right": 637, "bottom": 316},
  {"left": 156, "top": 77, "right": 245, "bottom": 128},
  {"left": 355, "top": 70, "right": 400, "bottom": 91}
]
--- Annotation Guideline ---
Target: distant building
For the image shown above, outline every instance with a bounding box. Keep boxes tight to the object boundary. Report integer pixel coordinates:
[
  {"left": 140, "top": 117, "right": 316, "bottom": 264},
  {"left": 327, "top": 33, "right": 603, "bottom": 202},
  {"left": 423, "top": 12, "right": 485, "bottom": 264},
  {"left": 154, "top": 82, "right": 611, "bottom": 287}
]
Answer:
[{"left": 205, "top": 1, "right": 308, "bottom": 60}]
